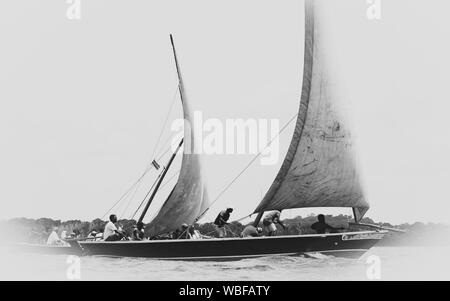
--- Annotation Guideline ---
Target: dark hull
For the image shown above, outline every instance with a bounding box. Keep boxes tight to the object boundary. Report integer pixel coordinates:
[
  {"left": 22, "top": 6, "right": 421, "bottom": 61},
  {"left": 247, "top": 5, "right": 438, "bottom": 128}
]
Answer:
[{"left": 79, "top": 231, "right": 386, "bottom": 260}]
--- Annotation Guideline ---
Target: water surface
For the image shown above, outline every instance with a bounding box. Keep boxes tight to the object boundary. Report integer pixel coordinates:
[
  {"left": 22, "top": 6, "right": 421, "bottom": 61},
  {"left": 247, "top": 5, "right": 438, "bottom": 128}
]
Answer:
[{"left": 1, "top": 246, "right": 449, "bottom": 280}]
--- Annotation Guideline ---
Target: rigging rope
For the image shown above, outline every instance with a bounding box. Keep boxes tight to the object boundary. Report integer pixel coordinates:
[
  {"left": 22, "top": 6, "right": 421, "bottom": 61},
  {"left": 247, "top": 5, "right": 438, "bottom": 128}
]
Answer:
[
  {"left": 100, "top": 85, "right": 179, "bottom": 220},
  {"left": 195, "top": 113, "right": 299, "bottom": 223},
  {"left": 146, "top": 85, "right": 179, "bottom": 169},
  {"left": 129, "top": 169, "right": 181, "bottom": 220},
  {"left": 156, "top": 145, "right": 173, "bottom": 162},
  {"left": 100, "top": 174, "right": 147, "bottom": 220},
  {"left": 120, "top": 142, "right": 178, "bottom": 219},
  {"left": 233, "top": 214, "right": 254, "bottom": 223},
  {"left": 119, "top": 181, "right": 142, "bottom": 219},
  {"left": 129, "top": 168, "right": 166, "bottom": 220},
  {"left": 158, "top": 170, "right": 181, "bottom": 190}
]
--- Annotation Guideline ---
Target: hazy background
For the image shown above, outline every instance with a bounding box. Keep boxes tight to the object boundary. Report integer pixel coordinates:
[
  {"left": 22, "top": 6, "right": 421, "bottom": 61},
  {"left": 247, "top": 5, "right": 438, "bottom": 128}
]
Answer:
[{"left": 1, "top": 0, "right": 449, "bottom": 225}]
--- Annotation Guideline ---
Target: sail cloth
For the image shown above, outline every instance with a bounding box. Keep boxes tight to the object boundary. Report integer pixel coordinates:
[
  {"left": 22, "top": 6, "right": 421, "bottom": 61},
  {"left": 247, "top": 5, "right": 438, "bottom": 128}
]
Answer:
[
  {"left": 254, "top": 0, "right": 369, "bottom": 221},
  {"left": 145, "top": 36, "right": 210, "bottom": 237}
]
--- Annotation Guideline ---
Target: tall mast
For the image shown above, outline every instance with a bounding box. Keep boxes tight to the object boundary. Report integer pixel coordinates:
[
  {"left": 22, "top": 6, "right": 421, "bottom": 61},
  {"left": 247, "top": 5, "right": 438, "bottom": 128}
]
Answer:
[
  {"left": 138, "top": 35, "right": 186, "bottom": 223},
  {"left": 138, "top": 139, "right": 183, "bottom": 223},
  {"left": 170, "top": 34, "right": 184, "bottom": 104}
]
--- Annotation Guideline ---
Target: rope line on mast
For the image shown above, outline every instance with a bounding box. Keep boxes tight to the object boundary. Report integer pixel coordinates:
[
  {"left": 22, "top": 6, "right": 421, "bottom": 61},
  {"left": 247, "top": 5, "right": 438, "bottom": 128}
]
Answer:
[
  {"left": 119, "top": 180, "right": 142, "bottom": 219},
  {"left": 195, "top": 113, "right": 299, "bottom": 222},
  {"left": 146, "top": 85, "right": 179, "bottom": 170},
  {"left": 100, "top": 173, "right": 148, "bottom": 220},
  {"left": 158, "top": 170, "right": 181, "bottom": 190},
  {"left": 122, "top": 141, "right": 177, "bottom": 219},
  {"left": 129, "top": 168, "right": 166, "bottom": 220},
  {"left": 137, "top": 138, "right": 183, "bottom": 223},
  {"left": 233, "top": 213, "right": 254, "bottom": 223},
  {"left": 156, "top": 144, "right": 174, "bottom": 162},
  {"left": 100, "top": 85, "right": 179, "bottom": 220},
  {"left": 130, "top": 169, "right": 181, "bottom": 220}
]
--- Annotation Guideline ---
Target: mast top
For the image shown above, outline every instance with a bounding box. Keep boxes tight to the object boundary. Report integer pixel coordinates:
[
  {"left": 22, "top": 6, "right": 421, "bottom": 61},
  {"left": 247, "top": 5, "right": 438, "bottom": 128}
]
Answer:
[{"left": 170, "top": 34, "right": 184, "bottom": 102}]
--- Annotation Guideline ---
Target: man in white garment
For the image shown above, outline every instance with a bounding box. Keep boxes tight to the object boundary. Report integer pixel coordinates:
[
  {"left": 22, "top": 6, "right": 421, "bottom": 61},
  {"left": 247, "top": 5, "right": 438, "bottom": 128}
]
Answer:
[
  {"left": 46, "top": 227, "right": 63, "bottom": 245},
  {"left": 103, "top": 214, "right": 123, "bottom": 241}
]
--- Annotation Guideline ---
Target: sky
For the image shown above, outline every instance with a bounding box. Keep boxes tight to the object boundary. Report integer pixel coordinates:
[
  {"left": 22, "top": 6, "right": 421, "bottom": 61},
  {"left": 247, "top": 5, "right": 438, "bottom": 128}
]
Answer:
[{"left": 0, "top": 0, "right": 449, "bottom": 225}]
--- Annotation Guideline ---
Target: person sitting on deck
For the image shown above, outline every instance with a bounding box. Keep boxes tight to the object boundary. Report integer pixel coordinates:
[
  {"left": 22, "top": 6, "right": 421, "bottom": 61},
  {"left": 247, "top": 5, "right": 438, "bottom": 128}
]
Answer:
[
  {"left": 177, "top": 224, "right": 192, "bottom": 239},
  {"left": 171, "top": 228, "right": 181, "bottom": 239},
  {"left": 311, "top": 214, "right": 344, "bottom": 234},
  {"left": 240, "top": 225, "right": 263, "bottom": 238},
  {"left": 188, "top": 226, "right": 199, "bottom": 239},
  {"left": 262, "top": 210, "right": 286, "bottom": 236},
  {"left": 103, "top": 214, "right": 125, "bottom": 241},
  {"left": 188, "top": 226, "right": 209, "bottom": 239},
  {"left": 214, "top": 208, "right": 233, "bottom": 238},
  {"left": 69, "top": 229, "right": 81, "bottom": 239},
  {"left": 132, "top": 222, "right": 146, "bottom": 241},
  {"left": 46, "top": 227, "right": 63, "bottom": 245}
]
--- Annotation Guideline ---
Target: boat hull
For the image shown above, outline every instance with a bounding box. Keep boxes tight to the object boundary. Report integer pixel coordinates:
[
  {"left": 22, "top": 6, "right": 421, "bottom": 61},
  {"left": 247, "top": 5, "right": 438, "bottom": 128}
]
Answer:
[{"left": 79, "top": 231, "right": 386, "bottom": 260}]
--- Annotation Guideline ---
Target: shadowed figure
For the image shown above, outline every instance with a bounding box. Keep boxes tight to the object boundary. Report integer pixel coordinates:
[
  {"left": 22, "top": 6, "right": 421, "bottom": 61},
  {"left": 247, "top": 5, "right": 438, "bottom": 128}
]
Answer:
[{"left": 311, "top": 214, "right": 344, "bottom": 234}]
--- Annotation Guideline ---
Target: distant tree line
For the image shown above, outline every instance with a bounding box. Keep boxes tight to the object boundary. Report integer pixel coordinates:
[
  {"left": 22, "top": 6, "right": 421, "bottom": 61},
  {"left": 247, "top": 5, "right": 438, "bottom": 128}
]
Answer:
[{"left": 1, "top": 214, "right": 449, "bottom": 246}]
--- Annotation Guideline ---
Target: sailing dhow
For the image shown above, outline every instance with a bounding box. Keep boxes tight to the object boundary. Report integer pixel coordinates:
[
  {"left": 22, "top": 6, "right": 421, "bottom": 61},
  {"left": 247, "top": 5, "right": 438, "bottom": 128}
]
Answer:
[{"left": 78, "top": 0, "right": 386, "bottom": 259}]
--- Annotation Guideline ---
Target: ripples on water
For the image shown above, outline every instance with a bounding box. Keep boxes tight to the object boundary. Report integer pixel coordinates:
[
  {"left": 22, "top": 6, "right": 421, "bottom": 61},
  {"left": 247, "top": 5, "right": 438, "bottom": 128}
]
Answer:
[{"left": 1, "top": 247, "right": 449, "bottom": 280}]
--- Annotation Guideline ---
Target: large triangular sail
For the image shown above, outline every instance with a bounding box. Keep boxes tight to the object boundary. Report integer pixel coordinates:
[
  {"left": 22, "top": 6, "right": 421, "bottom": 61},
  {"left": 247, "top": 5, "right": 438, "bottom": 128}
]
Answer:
[
  {"left": 145, "top": 35, "right": 210, "bottom": 236},
  {"left": 254, "top": 0, "right": 369, "bottom": 221}
]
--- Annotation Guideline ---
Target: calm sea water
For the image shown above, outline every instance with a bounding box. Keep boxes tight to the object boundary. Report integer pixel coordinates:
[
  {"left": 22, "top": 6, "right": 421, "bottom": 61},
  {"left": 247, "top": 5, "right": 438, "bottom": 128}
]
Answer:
[{"left": 1, "top": 246, "right": 449, "bottom": 281}]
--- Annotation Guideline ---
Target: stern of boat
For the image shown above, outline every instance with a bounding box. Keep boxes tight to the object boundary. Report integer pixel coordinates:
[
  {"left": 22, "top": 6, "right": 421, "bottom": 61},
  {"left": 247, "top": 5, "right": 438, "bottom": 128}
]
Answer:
[{"left": 312, "top": 230, "right": 387, "bottom": 259}]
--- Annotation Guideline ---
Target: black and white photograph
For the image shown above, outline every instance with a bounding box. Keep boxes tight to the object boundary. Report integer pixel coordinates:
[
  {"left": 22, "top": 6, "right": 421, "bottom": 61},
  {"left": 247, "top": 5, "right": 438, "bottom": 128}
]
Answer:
[{"left": 0, "top": 0, "right": 449, "bottom": 286}]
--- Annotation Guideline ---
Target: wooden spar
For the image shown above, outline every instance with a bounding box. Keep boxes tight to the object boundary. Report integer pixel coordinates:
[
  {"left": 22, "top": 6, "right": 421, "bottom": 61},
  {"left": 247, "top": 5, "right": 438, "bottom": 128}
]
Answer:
[
  {"left": 138, "top": 138, "right": 184, "bottom": 223},
  {"left": 253, "top": 211, "right": 264, "bottom": 227},
  {"left": 352, "top": 207, "right": 358, "bottom": 223},
  {"left": 170, "top": 34, "right": 184, "bottom": 104}
]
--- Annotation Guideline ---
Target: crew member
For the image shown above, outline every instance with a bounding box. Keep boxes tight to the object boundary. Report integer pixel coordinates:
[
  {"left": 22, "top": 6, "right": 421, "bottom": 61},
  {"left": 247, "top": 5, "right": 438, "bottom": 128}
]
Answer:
[
  {"left": 311, "top": 214, "right": 344, "bottom": 234},
  {"left": 189, "top": 226, "right": 204, "bottom": 239},
  {"left": 171, "top": 228, "right": 181, "bottom": 239},
  {"left": 178, "top": 224, "right": 192, "bottom": 239},
  {"left": 132, "top": 221, "right": 145, "bottom": 241},
  {"left": 46, "top": 227, "right": 63, "bottom": 245},
  {"left": 214, "top": 208, "right": 233, "bottom": 238},
  {"left": 262, "top": 210, "right": 286, "bottom": 236},
  {"left": 240, "top": 225, "right": 262, "bottom": 238},
  {"left": 104, "top": 214, "right": 124, "bottom": 241}
]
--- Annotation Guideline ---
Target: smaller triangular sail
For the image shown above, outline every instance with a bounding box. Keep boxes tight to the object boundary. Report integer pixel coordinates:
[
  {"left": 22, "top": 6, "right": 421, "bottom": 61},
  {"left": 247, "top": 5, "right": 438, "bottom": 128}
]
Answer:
[
  {"left": 145, "top": 35, "right": 210, "bottom": 236},
  {"left": 254, "top": 0, "right": 369, "bottom": 221}
]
